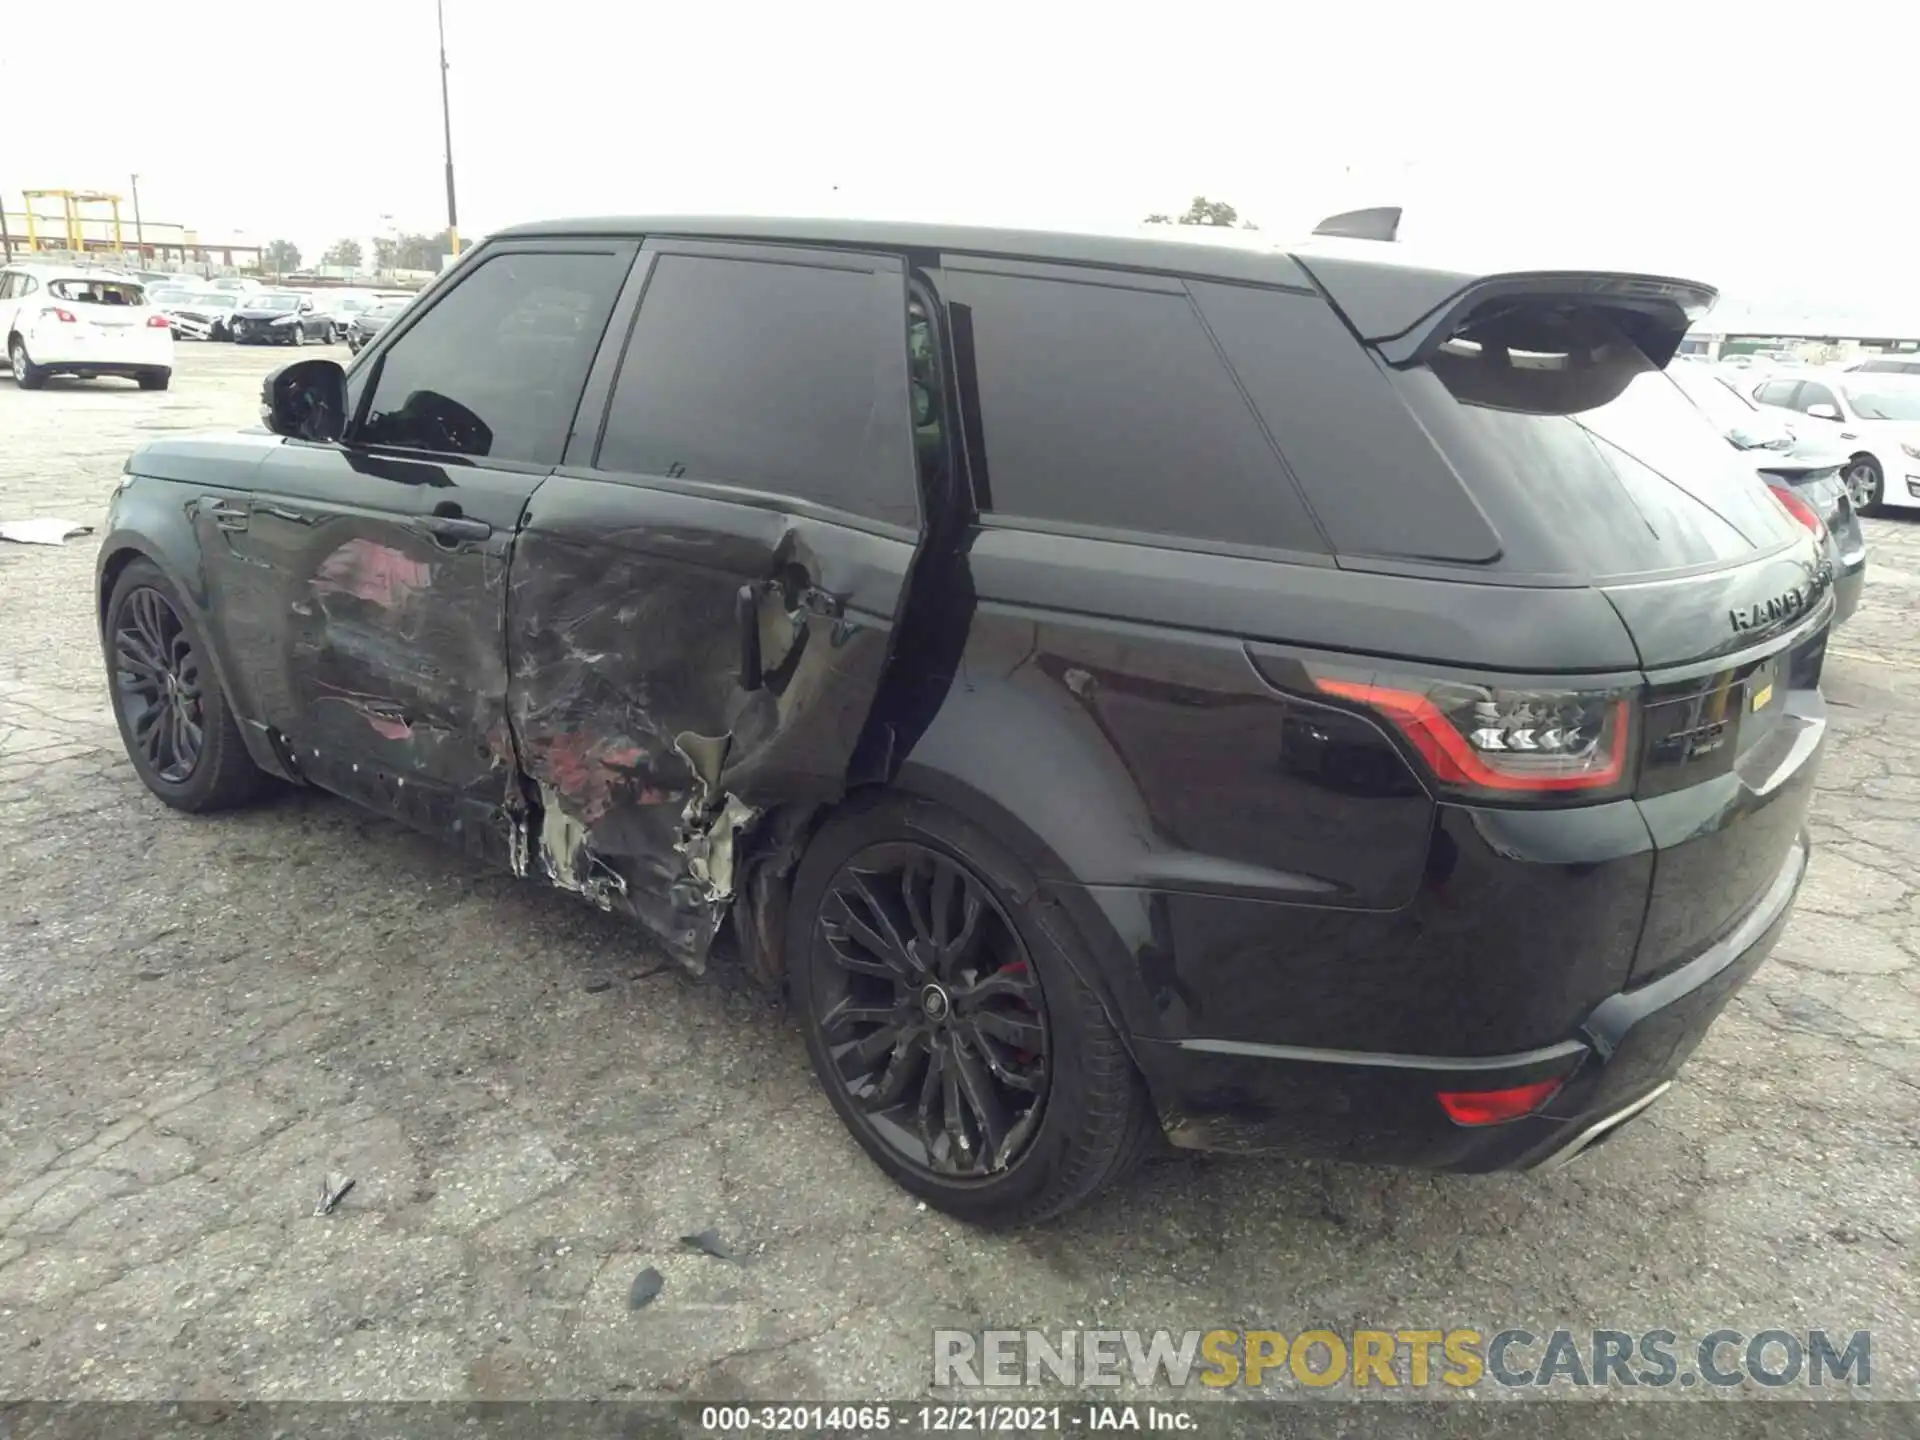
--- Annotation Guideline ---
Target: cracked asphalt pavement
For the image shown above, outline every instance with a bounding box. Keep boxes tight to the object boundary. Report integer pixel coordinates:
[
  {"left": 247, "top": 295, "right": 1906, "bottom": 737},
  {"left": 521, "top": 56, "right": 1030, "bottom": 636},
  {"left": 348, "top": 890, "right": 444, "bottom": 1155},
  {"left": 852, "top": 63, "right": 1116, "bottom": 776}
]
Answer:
[{"left": 0, "top": 346, "right": 1914, "bottom": 1420}]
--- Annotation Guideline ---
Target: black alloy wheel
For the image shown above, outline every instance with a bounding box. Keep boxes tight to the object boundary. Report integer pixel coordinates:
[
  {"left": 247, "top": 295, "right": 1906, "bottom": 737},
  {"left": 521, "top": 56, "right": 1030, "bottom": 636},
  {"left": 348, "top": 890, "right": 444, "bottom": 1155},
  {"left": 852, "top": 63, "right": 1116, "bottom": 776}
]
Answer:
[
  {"left": 790, "top": 798, "right": 1157, "bottom": 1226},
  {"left": 811, "top": 842, "right": 1051, "bottom": 1179},
  {"left": 111, "top": 585, "right": 204, "bottom": 783},
  {"left": 102, "top": 559, "right": 268, "bottom": 811}
]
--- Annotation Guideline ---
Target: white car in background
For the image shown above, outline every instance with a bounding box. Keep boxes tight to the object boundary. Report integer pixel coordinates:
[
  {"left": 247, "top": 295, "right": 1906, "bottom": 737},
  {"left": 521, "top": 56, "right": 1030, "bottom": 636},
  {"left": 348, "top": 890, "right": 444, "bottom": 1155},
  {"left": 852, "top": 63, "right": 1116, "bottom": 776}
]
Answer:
[
  {"left": 0, "top": 266, "right": 175, "bottom": 390},
  {"left": 1750, "top": 372, "right": 1920, "bottom": 514}
]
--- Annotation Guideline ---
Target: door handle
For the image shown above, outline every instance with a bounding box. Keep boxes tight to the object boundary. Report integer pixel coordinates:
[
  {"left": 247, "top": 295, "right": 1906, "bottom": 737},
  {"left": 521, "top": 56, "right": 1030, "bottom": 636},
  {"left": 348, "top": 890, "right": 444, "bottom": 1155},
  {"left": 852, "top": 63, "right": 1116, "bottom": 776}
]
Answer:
[
  {"left": 420, "top": 514, "right": 492, "bottom": 546},
  {"left": 736, "top": 583, "right": 764, "bottom": 691}
]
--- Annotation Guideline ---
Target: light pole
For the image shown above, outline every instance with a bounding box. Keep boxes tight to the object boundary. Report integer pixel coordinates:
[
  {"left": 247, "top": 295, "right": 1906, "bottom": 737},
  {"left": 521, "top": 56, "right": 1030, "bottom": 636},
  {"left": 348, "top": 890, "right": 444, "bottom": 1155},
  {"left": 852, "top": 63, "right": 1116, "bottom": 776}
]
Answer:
[
  {"left": 437, "top": 0, "right": 460, "bottom": 258},
  {"left": 130, "top": 173, "right": 146, "bottom": 265}
]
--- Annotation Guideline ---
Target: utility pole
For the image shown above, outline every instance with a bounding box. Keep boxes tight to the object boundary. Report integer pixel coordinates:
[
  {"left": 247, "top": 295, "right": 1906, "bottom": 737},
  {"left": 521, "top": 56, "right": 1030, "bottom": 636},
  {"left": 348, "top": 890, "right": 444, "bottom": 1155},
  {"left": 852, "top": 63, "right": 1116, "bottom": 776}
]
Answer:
[
  {"left": 130, "top": 174, "right": 146, "bottom": 265},
  {"left": 437, "top": 0, "right": 460, "bottom": 259}
]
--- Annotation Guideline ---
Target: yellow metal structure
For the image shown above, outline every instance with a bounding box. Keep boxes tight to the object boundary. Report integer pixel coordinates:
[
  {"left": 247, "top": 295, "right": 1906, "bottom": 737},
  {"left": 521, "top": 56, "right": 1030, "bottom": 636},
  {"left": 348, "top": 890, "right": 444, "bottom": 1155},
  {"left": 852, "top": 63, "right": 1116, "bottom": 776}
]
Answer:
[{"left": 21, "top": 189, "right": 126, "bottom": 253}]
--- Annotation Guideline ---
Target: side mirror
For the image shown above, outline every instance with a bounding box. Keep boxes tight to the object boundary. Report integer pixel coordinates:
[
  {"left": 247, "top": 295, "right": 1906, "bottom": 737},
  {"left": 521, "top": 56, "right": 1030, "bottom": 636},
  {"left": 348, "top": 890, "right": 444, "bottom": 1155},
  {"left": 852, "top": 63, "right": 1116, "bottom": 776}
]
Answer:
[
  {"left": 299, "top": 300, "right": 315, "bottom": 313},
  {"left": 1806, "top": 403, "right": 1841, "bottom": 420},
  {"left": 262, "top": 359, "right": 348, "bottom": 442}
]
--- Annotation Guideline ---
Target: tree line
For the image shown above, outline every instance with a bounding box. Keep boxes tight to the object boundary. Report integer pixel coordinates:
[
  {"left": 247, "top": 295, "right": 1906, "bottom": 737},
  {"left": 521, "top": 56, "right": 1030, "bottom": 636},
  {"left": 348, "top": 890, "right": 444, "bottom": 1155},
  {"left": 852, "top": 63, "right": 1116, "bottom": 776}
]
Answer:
[{"left": 257, "top": 230, "right": 459, "bottom": 275}]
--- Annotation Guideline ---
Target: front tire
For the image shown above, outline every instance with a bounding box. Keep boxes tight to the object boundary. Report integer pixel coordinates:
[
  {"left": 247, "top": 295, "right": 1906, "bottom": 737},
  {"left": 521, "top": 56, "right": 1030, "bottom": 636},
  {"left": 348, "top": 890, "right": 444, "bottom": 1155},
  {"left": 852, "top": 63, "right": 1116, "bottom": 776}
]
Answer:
[
  {"left": 289, "top": 326, "right": 304, "bottom": 347},
  {"left": 103, "top": 559, "right": 268, "bottom": 812},
  {"left": 138, "top": 369, "right": 171, "bottom": 391},
  {"left": 9, "top": 335, "right": 47, "bottom": 389},
  {"left": 322, "top": 323, "right": 337, "bottom": 345},
  {"left": 788, "top": 793, "right": 1155, "bottom": 1227},
  {"left": 1846, "top": 456, "right": 1884, "bottom": 516}
]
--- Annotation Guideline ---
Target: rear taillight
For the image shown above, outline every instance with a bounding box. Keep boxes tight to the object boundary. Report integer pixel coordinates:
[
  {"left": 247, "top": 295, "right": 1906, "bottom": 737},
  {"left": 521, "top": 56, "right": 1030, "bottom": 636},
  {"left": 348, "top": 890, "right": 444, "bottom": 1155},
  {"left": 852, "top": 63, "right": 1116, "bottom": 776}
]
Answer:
[
  {"left": 1766, "top": 482, "right": 1827, "bottom": 541},
  {"left": 42, "top": 307, "right": 77, "bottom": 323},
  {"left": 1436, "top": 1076, "right": 1565, "bottom": 1126},
  {"left": 1312, "top": 670, "right": 1636, "bottom": 801},
  {"left": 146, "top": 313, "right": 172, "bottom": 329}
]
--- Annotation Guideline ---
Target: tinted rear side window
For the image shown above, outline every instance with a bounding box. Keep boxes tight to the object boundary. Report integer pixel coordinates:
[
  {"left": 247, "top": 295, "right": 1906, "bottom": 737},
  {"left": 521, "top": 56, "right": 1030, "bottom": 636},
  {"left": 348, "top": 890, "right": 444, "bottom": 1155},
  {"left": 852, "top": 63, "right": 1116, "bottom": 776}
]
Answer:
[
  {"left": 945, "top": 268, "right": 1325, "bottom": 553},
  {"left": 597, "top": 251, "right": 917, "bottom": 528},
  {"left": 1391, "top": 308, "right": 1800, "bottom": 580},
  {"left": 1190, "top": 281, "right": 1501, "bottom": 564}
]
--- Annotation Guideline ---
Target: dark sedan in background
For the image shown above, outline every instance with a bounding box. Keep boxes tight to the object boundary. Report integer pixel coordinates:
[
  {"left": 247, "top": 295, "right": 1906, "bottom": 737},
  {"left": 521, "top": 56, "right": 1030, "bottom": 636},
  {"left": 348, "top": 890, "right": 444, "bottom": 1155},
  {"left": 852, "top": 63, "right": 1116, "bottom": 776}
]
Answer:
[
  {"left": 1672, "top": 359, "right": 1866, "bottom": 624},
  {"left": 229, "top": 293, "right": 335, "bottom": 346},
  {"left": 345, "top": 298, "right": 409, "bottom": 354}
]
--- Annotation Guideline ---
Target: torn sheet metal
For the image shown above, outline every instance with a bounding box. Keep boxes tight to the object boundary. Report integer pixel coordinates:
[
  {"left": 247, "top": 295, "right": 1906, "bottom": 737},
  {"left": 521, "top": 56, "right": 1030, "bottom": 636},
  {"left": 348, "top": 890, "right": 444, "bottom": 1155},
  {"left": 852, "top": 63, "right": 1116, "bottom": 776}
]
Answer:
[{"left": 503, "top": 488, "right": 919, "bottom": 973}]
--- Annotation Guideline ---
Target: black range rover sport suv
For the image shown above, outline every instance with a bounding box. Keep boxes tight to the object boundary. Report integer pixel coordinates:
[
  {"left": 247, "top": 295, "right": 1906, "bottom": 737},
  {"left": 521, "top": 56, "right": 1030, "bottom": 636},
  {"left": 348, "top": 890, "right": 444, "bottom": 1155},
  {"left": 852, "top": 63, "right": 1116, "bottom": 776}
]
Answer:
[{"left": 96, "top": 212, "right": 1830, "bottom": 1226}]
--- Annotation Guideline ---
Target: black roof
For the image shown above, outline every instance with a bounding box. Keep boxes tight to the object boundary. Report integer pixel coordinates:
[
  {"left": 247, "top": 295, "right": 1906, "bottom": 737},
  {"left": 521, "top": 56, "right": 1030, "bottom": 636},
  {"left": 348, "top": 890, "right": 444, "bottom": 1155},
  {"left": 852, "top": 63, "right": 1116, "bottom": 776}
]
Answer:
[
  {"left": 492, "top": 215, "right": 1718, "bottom": 350},
  {"left": 494, "top": 215, "right": 1323, "bottom": 289}
]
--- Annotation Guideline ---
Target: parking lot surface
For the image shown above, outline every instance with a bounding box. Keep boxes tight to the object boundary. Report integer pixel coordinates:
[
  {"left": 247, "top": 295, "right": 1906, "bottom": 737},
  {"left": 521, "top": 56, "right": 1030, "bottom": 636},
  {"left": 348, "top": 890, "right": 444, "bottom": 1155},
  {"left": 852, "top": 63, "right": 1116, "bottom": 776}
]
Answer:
[{"left": 1, "top": 347, "right": 1915, "bottom": 1419}]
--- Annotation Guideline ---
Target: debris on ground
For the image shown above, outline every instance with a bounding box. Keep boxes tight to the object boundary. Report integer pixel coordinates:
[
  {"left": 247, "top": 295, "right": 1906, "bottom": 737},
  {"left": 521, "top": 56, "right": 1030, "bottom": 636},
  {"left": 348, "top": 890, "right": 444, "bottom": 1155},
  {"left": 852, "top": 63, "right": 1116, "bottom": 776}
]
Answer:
[
  {"left": 313, "top": 1173, "right": 356, "bottom": 1216},
  {"left": 628, "top": 1266, "right": 664, "bottom": 1311},
  {"left": 680, "top": 1229, "right": 735, "bottom": 1261},
  {"left": 0, "top": 519, "right": 95, "bottom": 547}
]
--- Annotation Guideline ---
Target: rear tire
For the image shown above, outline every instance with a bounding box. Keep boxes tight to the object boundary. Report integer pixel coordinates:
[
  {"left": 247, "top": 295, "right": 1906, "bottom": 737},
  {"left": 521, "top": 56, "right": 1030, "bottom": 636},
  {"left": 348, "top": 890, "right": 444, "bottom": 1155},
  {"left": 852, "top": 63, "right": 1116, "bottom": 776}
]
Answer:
[
  {"left": 103, "top": 559, "right": 269, "bottom": 812},
  {"left": 9, "top": 335, "right": 47, "bottom": 390},
  {"left": 138, "top": 369, "right": 171, "bottom": 391},
  {"left": 1846, "top": 456, "right": 1884, "bottom": 516},
  {"left": 788, "top": 793, "right": 1156, "bottom": 1227},
  {"left": 322, "top": 324, "right": 337, "bottom": 345}
]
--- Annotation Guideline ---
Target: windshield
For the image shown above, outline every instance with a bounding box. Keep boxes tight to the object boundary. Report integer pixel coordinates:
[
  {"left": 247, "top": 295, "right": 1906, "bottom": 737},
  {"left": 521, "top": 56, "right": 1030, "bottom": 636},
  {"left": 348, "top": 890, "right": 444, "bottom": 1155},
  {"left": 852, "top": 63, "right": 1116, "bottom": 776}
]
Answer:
[
  {"left": 195, "top": 294, "right": 238, "bottom": 310},
  {"left": 370, "top": 301, "right": 407, "bottom": 318},
  {"left": 335, "top": 298, "right": 368, "bottom": 312},
  {"left": 250, "top": 294, "right": 300, "bottom": 311},
  {"left": 148, "top": 289, "right": 194, "bottom": 304},
  {"left": 1844, "top": 385, "right": 1920, "bottom": 422}
]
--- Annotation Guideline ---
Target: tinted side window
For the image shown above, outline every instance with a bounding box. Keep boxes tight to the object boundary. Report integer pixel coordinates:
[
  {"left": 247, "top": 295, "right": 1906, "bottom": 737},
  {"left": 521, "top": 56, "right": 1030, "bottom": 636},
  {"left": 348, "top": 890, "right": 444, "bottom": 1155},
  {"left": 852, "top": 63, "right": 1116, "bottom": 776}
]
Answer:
[
  {"left": 1755, "top": 380, "right": 1798, "bottom": 407},
  {"left": 597, "top": 252, "right": 917, "bottom": 527},
  {"left": 1795, "top": 382, "right": 1837, "bottom": 413},
  {"left": 946, "top": 269, "right": 1325, "bottom": 552},
  {"left": 1191, "top": 281, "right": 1499, "bottom": 564},
  {"left": 358, "top": 250, "right": 625, "bottom": 465}
]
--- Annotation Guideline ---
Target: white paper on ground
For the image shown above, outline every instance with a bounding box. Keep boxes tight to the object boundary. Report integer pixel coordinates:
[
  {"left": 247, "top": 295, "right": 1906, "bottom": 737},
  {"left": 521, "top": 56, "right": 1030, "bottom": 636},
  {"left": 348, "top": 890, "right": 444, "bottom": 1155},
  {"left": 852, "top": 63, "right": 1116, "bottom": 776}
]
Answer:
[{"left": 0, "top": 519, "right": 94, "bottom": 546}]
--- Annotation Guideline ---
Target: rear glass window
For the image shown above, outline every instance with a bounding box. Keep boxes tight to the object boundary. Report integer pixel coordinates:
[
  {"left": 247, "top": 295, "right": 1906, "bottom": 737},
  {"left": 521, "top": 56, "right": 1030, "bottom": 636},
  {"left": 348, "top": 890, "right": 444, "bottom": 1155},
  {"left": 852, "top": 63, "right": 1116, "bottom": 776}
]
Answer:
[
  {"left": 947, "top": 270, "right": 1325, "bottom": 553},
  {"left": 48, "top": 279, "right": 145, "bottom": 305},
  {"left": 1394, "top": 307, "right": 1799, "bottom": 579}
]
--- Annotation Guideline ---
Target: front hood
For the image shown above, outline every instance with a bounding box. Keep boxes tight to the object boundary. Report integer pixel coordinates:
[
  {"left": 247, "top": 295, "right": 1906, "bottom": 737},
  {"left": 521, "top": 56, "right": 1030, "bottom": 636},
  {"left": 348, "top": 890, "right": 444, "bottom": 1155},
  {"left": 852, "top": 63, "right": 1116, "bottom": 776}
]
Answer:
[
  {"left": 234, "top": 310, "right": 297, "bottom": 323},
  {"left": 126, "top": 431, "right": 285, "bottom": 488}
]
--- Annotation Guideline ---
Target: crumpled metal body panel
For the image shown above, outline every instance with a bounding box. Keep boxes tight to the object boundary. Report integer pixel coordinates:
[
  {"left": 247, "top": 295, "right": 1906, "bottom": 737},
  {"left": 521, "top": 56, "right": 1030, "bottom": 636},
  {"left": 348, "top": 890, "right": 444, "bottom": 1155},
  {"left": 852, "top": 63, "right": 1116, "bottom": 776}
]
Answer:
[{"left": 505, "top": 474, "right": 917, "bottom": 966}]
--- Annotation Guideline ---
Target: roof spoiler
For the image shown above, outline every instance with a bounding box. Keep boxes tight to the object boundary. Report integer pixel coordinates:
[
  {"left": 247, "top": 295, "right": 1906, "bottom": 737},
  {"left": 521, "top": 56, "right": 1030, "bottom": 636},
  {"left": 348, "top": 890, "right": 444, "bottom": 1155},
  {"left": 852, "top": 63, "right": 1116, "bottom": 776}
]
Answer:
[
  {"left": 1295, "top": 250, "right": 1719, "bottom": 371},
  {"left": 1311, "top": 206, "right": 1402, "bottom": 242}
]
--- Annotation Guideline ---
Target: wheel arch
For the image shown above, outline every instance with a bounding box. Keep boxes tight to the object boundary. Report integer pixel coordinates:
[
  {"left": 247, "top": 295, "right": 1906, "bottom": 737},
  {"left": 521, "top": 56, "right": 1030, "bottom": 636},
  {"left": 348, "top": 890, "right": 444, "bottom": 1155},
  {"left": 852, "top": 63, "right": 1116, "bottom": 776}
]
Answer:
[{"left": 96, "top": 518, "right": 293, "bottom": 782}]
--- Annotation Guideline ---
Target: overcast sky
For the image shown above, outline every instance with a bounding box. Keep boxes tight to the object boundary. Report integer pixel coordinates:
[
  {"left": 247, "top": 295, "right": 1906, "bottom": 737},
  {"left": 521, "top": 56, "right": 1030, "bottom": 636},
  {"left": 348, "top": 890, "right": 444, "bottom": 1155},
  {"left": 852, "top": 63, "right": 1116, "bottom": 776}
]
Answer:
[{"left": 5, "top": 0, "right": 1912, "bottom": 312}]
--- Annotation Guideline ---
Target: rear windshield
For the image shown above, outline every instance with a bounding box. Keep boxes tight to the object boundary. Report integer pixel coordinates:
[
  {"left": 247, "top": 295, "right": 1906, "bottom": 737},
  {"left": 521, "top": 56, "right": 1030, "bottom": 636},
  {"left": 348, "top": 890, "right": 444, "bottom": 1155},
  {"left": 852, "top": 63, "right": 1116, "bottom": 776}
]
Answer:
[
  {"left": 1394, "top": 307, "right": 1799, "bottom": 579},
  {"left": 48, "top": 279, "right": 145, "bottom": 306}
]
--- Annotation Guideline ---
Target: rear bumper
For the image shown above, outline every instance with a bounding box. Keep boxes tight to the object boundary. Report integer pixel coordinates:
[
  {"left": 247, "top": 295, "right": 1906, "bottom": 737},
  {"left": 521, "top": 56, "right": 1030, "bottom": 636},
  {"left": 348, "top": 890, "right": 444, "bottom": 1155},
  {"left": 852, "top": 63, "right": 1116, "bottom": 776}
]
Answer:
[
  {"left": 1832, "top": 554, "right": 1865, "bottom": 626},
  {"left": 1132, "top": 832, "right": 1806, "bottom": 1170},
  {"left": 25, "top": 331, "right": 173, "bottom": 371}
]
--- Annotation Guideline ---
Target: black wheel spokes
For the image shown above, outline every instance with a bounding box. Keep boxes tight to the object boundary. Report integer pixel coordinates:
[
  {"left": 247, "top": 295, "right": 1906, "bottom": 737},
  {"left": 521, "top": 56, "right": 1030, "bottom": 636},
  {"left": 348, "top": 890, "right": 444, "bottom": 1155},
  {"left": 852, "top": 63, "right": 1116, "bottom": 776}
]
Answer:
[
  {"left": 817, "top": 844, "right": 1050, "bottom": 1180},
  {"left": 111, "top": 587, "right": 202, "bottom": 783}
]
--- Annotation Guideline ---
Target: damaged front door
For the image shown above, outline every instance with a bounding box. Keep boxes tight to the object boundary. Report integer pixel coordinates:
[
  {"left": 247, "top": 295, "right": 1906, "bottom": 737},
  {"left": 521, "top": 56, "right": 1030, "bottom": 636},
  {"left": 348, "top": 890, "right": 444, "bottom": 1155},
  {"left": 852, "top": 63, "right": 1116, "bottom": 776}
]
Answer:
[
  {"left": 221, "top": 242, "right": 633, "bottom": 865},
  {"left": 509, "top": 237, "right": 927, "bottom": 963}
]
